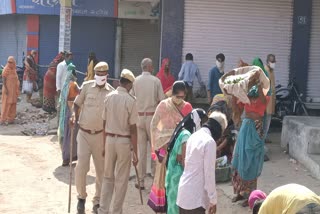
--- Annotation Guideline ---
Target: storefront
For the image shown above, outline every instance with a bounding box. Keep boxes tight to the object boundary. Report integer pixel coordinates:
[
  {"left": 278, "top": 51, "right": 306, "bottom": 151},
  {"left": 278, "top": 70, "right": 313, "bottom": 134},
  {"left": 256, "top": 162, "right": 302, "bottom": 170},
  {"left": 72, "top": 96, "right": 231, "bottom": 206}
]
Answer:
[
  {"left": 182, "top": 0, "right": 294, "bottom": 88},
  {"left": 38, "top": 15, "right": 116, "bottom": 81},
  {"left": 307, "top": 0, "right": 320, "bottom": 102},
  {"left": 118, "top": 1, "right": 161, "bottom": 77},
  {"left": 0, "top": 15, "right": 27, "bottom": 67}
]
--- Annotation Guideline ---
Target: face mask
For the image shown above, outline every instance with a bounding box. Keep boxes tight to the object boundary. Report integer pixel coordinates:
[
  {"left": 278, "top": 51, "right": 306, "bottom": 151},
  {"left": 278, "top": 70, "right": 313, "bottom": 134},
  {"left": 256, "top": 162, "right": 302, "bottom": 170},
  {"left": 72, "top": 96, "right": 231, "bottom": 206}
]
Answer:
[
  {"left": 66, "top": 59, "right": 72, "bottom": 65},
  {"left": 172, "top": 96, "right": 183, "bottom": 105},
  {"left": 95, "top": 75, "right": 107, "bottom": 86},
  {"left": 269, "top": 63, "right": 276, "bottom": 69},
  {"left": 216, "top": 60, "right": 224, "bottom": 70}
]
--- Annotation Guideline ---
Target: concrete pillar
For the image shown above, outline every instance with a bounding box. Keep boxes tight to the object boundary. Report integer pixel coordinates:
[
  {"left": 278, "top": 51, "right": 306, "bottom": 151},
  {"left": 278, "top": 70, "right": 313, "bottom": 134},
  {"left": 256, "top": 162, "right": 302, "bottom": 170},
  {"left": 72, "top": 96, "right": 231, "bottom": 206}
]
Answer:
[
  {"left": 59, "top": 0, "right": 72, "bottom": 52},
  {"left": 114, "top": 19, "right": 122, "bottom": 78},
  {"left": 160, "top": 0, "right": 184, "bottom": 78}
]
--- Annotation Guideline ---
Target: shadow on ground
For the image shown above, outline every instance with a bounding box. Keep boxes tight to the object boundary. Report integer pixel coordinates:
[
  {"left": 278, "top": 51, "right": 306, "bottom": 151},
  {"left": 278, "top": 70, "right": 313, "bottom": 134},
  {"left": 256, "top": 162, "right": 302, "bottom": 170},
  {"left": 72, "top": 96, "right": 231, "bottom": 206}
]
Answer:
[{"left": 53, "top": 165, "right": 95, "bottom": 185}]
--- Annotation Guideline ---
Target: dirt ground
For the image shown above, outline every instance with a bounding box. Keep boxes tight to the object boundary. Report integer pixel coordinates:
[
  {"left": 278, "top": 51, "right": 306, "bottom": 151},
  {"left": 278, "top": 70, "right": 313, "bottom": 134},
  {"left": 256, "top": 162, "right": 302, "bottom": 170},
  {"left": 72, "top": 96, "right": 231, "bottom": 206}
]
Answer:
[
  {"left": 0, "top": 134, "right": 246, "bottom": 214},
  {"left": 1, "top": 95, "right": 320, "bottom": 214}
]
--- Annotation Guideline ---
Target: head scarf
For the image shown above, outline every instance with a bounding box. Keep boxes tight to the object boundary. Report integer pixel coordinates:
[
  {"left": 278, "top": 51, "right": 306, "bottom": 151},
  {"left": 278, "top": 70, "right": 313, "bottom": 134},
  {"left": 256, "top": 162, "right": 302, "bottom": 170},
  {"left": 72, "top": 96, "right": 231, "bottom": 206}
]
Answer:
[
  {"left": 250, "top": 57, "right": 271, "bottom": 97},
  {"left": 249, "top": 190, "right": 267, "bottom": 209},
  {"left": 58, "top": 63, "right": 76, "bottom": 139},
  {"left": 5, "top": 56, "right": 16, "bottom": 70},
  {"left": 157, "top": 58, "right": 175, "bottom": 93},
  {"left": 166, "top": 108, "right": 207, "bottom": 166},
  {"left": 49, "top": 53, "right": 65, "bottom": 68}
]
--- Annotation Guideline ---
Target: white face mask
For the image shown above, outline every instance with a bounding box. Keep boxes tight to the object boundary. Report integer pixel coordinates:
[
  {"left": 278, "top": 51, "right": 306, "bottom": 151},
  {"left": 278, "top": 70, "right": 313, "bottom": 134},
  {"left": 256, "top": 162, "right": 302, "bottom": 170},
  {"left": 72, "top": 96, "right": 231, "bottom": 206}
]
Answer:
[
  {"left": 269, "top": 63, "right": 276, "bottom": 70},
  {"left": 216, "top": 60, "right": 224, "bottom": 70},
  {"left": 95, "top": 75, "right": 107, "bottom": 86}
]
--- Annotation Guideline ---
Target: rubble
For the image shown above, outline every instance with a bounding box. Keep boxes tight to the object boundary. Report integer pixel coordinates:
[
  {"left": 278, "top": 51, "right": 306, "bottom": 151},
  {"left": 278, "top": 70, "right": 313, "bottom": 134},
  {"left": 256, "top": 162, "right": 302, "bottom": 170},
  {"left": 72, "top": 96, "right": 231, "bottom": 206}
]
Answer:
[{"left": 16, "top": 109, "right": 56, "bottom": 136}]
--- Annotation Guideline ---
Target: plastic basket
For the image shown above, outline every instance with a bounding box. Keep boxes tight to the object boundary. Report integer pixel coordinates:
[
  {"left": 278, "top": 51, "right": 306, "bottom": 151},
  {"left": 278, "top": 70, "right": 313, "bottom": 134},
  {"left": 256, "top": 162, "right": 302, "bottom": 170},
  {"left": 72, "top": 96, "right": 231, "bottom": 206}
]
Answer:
[{"left": 216, "top": 164, "right": 231, "bottom": 183}]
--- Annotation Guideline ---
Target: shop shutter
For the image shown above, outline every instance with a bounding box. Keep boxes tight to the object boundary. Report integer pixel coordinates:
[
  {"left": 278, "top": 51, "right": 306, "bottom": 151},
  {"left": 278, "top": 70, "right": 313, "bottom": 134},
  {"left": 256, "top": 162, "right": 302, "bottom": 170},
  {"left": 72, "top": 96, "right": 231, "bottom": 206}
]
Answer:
[
  {"left": 307, "top": 0, "right": 320, "bottom": 102},
  {"left": 121, "top": 19, "right": 160, "bottom": 76},
  {"left": 0, "top": 15, "right": 27, "bottom": 66},
  {"left": 39, "top": 15, "right": 59, "bottom": 76},
  {"left": 71, "top": 16, "right": 116, "bottom": 82},
  {"left": 183, "top": 0, "right": 293, "bottom": 89}
]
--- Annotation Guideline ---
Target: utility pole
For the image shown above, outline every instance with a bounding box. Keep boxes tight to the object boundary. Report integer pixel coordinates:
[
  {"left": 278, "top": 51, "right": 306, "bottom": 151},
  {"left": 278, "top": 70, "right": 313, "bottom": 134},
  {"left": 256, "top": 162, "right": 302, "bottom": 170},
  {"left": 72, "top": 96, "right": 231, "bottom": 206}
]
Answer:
[{"left": 59, "top": 0, "right": 72, "bottom": 52}]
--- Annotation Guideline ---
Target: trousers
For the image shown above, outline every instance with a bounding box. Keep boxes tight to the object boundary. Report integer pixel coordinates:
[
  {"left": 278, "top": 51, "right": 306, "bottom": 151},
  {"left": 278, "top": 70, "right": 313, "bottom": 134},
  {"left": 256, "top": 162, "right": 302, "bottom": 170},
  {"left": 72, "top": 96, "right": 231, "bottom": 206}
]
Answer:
[
  {"left": 75, "top": 130, "right": 104, "bottom": 205},
  {"left": 137, "top": 115, "right": 155, "bottom": 186},
  {"left": 179, "top": 207, "right": 206, "bottom": 214},
  {"left": 98, "top": 137, "right": 132, "bottom": 214}
]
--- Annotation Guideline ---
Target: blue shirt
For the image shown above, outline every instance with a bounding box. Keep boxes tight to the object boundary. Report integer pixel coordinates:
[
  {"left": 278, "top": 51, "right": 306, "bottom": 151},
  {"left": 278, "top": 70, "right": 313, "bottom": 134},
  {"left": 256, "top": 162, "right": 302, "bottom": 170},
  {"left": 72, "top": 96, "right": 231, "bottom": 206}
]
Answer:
[
  {"left": 178, "top": 61, "right": 203, "bottom": 87},
  {"left": 207, "top": 66, "right": 223, "bottom": 98}
]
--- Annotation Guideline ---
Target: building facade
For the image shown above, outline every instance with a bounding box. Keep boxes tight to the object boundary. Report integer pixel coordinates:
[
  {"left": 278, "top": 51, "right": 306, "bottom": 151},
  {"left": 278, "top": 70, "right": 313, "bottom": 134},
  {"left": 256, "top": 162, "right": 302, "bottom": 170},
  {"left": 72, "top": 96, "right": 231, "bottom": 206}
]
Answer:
[{"left": 160, "top": 0, "right": 319, "bottom": 106}]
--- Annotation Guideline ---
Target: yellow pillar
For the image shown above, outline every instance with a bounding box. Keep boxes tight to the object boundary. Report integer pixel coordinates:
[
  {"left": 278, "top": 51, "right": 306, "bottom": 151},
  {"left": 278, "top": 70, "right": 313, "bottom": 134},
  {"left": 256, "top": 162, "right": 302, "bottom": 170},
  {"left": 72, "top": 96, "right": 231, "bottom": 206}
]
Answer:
[{"left": 59, "top": 0, "right": 72, "bottom": 52}]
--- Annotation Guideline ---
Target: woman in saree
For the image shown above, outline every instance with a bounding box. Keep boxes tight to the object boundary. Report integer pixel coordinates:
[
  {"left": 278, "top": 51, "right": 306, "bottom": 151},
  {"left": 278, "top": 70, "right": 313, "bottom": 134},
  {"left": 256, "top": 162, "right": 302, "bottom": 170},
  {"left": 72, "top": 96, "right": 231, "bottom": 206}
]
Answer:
[
  {"left": 165, "top": 108, "right": 208, "bottom": 214},
  {"left": 208, "top": 95, "right": 236, "bottom": 163},
  {"left": 42, "top": 53, "right": 65, "bottom": 113},
  {"left": 58, "top": 63, "right": 79, "bottom": 166},
  {"left": 148, "top": 81, "right": 192, "bottom": 213},
  {"left": 0, "top": 57, "right": 20, "bottom": 125},
  {"left": 228, "top": 69, "right": 270, "bottom": 207},
  {"left": 156, "top": 58, "right": 175, "bottom": 96}
]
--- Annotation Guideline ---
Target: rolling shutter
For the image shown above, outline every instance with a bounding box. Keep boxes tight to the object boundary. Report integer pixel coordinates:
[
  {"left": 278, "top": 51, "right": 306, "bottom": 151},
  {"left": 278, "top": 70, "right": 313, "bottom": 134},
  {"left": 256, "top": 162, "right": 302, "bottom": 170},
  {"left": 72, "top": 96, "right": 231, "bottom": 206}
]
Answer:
[
  {"left": 120, "top": 19, "right": 160, "bottom": 76},
  {"left": 39, "top": 15, "right": 59, "bottom": 76},
  {"left": 0, "top": 15, "right": 27, "bottom": 67},
  {"left": 183, "top": 0, "right": 293, "bottom": 89},
  {"left": 307, "top": 0, "right": 320, "bottom": 102},
  {"left": 71, "top": 16, "right": 116, "bottom": 81}
]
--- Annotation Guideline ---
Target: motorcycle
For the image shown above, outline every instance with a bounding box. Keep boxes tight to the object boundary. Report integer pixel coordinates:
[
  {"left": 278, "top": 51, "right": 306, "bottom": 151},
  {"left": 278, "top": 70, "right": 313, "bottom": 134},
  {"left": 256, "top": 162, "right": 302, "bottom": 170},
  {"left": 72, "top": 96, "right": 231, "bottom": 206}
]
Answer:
[{"left": 275, "top": 78, "right": 309, "bottom": 121}]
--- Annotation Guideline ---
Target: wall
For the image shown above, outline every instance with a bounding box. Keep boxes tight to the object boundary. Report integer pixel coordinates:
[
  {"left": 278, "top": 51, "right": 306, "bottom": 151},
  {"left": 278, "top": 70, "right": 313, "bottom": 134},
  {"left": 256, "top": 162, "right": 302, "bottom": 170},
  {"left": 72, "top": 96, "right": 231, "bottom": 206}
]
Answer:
[{"left": 160, "top": 0, "right": 184, "bottom": 77}]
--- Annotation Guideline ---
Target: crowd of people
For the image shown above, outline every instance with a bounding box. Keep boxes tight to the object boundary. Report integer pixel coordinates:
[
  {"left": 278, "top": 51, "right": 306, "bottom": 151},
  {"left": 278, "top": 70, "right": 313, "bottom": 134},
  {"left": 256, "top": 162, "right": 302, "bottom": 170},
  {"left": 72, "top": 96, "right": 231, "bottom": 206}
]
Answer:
[{"left": 2, "top": 49, "right": 320, "bottom": 214}]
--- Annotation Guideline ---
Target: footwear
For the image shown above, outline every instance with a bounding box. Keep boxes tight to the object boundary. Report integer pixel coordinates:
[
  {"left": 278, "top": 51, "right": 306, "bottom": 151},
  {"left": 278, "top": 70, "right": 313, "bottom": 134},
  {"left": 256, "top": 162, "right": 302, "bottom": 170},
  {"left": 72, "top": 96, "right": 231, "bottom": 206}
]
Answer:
[
  {"left": 62, "top": 161, "right": 69, "bottom": 167},
  {"left": 92, "top": 204, "right": 99, "bottom": 214},
  {"left": 77, "top": 198, "right": 85, "bottom": 214},
  {"left": 135, "top": 183, "right": 145, "bottom": 190},
  {"left": 241, "top": 200, "right": 249, "bottom": 207},
  {"left": 232, "top": 194, "right": 244, "bottom": 203}
]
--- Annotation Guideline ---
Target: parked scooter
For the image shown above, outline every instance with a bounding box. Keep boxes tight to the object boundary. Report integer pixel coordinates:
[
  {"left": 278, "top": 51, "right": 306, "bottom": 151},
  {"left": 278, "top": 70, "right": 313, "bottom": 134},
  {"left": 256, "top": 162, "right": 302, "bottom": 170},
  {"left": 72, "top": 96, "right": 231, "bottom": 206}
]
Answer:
[{"left": 274, "top": 78, "right": 309, "bottom": 121}]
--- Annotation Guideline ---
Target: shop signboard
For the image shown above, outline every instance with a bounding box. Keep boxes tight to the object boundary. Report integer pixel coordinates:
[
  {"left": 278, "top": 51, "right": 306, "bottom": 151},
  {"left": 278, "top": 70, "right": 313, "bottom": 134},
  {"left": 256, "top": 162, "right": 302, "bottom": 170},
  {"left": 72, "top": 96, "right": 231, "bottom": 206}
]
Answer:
[
  {"left": 118, "top": 1, "right": 160, "bottom": 19},
  {"left": 15, "top": 0, "right": 115, "bottom": 17}
]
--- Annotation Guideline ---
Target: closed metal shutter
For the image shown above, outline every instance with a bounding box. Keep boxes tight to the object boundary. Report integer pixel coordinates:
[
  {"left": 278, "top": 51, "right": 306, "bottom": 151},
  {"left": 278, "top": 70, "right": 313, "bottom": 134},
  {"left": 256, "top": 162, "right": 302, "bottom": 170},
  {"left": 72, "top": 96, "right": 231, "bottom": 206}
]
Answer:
[
  {"left": 71, "top": 16, "right": 116, "bottom": 81},
  {"left": 39, "top": 15, "right": 59, "bottom": 76},
  {"left": 0, "top": 15, "right": 26, "bottom": 67},
  {"left": 39, "top": 16, "right": 116, "bottom": 82},
  {"left": 121, "top": 19, "right": 160, "bottom": 76},
  {"left": 183, "top": 0, "right": 293, "bottom": 89},
  {"left": 307, "top": 0, "right": 320, "bottom": 102}
]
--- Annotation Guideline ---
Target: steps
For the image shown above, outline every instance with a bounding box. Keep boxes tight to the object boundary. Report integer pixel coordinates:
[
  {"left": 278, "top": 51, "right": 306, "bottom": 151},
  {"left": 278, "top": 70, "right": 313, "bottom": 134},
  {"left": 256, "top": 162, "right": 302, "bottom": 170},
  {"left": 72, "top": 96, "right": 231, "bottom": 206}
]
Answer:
[{"left": 282, "top": 116, "right": 320, "bottom": 179}]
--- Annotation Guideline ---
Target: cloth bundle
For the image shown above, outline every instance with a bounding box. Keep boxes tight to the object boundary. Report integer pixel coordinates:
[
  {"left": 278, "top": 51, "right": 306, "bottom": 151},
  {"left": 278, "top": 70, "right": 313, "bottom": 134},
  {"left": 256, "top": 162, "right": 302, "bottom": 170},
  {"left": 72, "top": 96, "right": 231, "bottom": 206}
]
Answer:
[{"left": 219, "top": 66, "right": 270, "bottom": 104}]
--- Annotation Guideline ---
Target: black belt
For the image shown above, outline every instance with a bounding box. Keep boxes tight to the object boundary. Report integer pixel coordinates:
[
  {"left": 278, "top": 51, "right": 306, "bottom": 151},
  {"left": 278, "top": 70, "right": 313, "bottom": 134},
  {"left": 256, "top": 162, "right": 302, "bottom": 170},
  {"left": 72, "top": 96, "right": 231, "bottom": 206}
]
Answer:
[{"left": 79, "top": 127, "right": 103, "bottom": 135}]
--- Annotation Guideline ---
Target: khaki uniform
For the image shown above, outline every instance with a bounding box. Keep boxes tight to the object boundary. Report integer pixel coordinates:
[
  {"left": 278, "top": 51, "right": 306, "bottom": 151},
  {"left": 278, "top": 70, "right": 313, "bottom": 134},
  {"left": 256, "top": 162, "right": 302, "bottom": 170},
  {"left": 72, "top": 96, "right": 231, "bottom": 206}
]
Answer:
[
  {"left": 99, "top": 86, "right": 138, "bottom": 214},
  {"left": 132, "top": 72, "right": 165, "bottom": 186},
  {"left": 74, "top": 80, "right": 114, "bottom": 206},
  {"left": 265, "top": 65, "right": 276, "bottom": 115}
]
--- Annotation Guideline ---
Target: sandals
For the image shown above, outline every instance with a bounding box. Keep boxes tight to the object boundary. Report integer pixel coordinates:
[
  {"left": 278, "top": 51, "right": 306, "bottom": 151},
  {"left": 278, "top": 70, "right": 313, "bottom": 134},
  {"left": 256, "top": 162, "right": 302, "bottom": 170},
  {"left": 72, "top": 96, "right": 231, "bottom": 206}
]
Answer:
[{"left": 232, "top": 194, "right": 244, "bottom": 203}]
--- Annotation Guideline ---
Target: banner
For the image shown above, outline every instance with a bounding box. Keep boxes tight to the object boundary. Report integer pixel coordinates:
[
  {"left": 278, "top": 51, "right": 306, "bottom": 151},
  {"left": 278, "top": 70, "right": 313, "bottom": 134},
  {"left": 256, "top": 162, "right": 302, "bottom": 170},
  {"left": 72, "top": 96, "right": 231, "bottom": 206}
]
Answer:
[
  {"left": 15, "top": 0, "right": 115, "bottom": 17},
  {"left": 118, "top": 1, "right": 160, "bottom": 19},
  {"left": 59, "top": 6, "right": 72, "bottom": 52}
]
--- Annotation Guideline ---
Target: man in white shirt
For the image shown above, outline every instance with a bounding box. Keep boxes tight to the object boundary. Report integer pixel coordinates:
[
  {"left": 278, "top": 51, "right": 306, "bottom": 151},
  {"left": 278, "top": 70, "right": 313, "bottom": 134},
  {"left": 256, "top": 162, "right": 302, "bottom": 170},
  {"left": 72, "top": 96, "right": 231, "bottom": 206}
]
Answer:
[
  {"left": 56, "top": 51, "right": 73, "bottom": 97},
  {"left": 177, "top": 111, "right": 227, "bottom": 214}
]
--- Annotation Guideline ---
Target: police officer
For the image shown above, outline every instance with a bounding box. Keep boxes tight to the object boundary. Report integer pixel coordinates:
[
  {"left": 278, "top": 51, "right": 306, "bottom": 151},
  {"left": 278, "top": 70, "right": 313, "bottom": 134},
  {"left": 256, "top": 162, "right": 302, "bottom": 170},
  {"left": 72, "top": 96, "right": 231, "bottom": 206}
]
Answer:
[
  {"left": 72, "top": 62, "right": 114, "bottom": 214},
  {"left": 132, "top": 58, "right": 165, "bottom": 189},
  {"left": 98, "top": 69, "right": 138, "bottom": 214}
]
